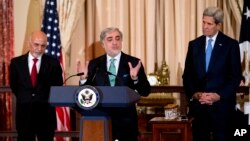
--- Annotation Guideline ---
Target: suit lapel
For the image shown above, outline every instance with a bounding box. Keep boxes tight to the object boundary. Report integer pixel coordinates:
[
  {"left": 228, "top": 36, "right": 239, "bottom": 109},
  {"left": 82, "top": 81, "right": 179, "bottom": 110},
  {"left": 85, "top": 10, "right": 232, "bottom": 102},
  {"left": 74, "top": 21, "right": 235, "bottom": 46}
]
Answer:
[
  {"left": 34, "top": 55, "right": 46, "bottom": 88},
  {"left": 100, "top": 55, "right": 110, "bottom": 86},
  {"left": 195, "top": 37, "right": 206, "bottom": 74},
  {"left": 39, "top": 55, "right": 49, "bottom": 79},
  {"left": 117, "top": 53, "right": 131, "bottom": 86},
  {"left": 21, "top": 53, "right": 33, "bottom": 87},
  {"left": 117, "top": 53, "right": 126, "bottom": 85},
  {"left": 117, "top": 53, "right": 125, "bottom": 76}
]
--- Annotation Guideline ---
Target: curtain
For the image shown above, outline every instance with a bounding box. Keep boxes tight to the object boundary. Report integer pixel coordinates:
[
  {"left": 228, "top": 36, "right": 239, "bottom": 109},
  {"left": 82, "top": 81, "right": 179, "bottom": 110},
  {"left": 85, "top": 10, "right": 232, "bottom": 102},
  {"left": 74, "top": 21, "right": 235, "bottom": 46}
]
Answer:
[
  {"left": 66, "top": 0, "right": 243, "bottom": 85},
  {"left": 0, "top": 0, "right": 245, "bottom": 139},
  {"left": 0, "top": 0, "right": 14, "bottom": 141},
  {"left": 228, "top": 0, "right": 243, "bottom": 39},
  {"left": 32, "top": 0, "right": 244, "bottom": 107},
  {"left": 12, "top": 1, "right": 244, "bottom": 85},
  {"left": 57, "top": 0, "right": 84, "bottom": 78},
  {"left": 12, "top": 0, "right": 244, "bottom": 87},
  {"left": 40, "top": 0, "right": 84, "bottom": 81},
  {"left": 21, "top": 0, "right": 42, "bottom": 54}
]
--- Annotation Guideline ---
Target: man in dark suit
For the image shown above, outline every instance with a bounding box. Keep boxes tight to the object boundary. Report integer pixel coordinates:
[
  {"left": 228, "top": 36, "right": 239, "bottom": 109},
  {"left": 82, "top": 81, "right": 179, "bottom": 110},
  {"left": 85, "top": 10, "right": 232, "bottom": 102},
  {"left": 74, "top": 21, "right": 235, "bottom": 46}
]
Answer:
[
  {"left": 9, "top": 31, "right": 63, "bottom": 141},
  {"left": 182, "top": 7, "right": 242, "bottom": 141},
  {"left": 77, "top": 27, "right": 151, "bottom": 141}
]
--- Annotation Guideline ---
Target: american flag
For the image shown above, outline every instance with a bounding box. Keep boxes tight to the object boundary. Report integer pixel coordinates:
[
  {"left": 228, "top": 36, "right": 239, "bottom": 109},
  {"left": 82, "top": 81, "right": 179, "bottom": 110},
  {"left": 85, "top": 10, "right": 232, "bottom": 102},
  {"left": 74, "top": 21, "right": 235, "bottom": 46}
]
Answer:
[
  {"left": 239, "top": 0, "right": 250, "bottom": 127},
  {"left": 41, "top": 0, "right": 71, "bottom": 140},
  {"left": 240, "top": 0, "right": 250, "bottom": 85},
  {"left": 41, "top": 0, "right": 62, "bottom": 61}
]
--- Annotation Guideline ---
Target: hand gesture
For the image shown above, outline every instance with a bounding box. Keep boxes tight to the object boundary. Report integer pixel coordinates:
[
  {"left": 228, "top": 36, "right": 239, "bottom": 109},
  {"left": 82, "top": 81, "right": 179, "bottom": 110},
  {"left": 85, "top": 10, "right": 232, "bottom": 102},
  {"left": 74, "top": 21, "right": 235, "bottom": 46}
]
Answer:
[
  {"left": 128, "top": 60, "right": 141, "bottom": 80},
  {"left": 77, "top": 60, "right": 89, "bottom": 79}
]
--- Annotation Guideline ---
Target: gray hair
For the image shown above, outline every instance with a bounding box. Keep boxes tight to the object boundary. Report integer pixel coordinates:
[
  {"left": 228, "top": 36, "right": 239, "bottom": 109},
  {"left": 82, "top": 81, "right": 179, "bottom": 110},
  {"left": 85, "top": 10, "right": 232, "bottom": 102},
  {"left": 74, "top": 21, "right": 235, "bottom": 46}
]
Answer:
[
  {"left": 100, "top": 27, "right": 123, "bottom": 43},
  {"left": 203, "top": 7, "right": 224, "bottom": 24}
]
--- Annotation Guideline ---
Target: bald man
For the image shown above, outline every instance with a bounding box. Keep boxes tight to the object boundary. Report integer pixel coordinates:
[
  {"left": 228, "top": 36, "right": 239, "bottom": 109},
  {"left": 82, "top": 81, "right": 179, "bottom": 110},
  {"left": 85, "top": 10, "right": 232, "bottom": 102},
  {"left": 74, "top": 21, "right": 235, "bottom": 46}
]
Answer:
[{"left": 9, "top": 31, "right": 63, "bottom": 141}]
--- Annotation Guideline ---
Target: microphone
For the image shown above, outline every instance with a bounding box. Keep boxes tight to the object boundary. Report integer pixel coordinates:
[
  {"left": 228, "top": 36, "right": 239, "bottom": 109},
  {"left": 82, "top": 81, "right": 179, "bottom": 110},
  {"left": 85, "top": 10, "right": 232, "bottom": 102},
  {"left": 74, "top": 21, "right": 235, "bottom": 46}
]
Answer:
[
  {"left": 76, "top": 72, "right": 85, "bottom": 76},
  {"left": 106, "top": 71, "right": 116, "bottom": 76},
  {"left": 64, "top": 72, "right": 84, "bottom": 84},
  {"left": 106, "top": 71, "right": 123, "bottom": 85},
  {"left": 91, "top": 67, "right": 99, "bottom": 83}
]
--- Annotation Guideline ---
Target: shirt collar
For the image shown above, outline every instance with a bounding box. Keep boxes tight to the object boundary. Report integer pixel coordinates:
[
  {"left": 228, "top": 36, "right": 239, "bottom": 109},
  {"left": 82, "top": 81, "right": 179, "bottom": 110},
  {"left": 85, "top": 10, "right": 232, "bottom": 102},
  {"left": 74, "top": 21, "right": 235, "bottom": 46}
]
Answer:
[
  {"left": 206, "top": 32, "right": 218, "bottom": 43},
  {"left": 106, "top": 52, "right": 121, "bottom": 62},
  {"left": 28, "top": 53, "right": 42, "bottom": 62}
]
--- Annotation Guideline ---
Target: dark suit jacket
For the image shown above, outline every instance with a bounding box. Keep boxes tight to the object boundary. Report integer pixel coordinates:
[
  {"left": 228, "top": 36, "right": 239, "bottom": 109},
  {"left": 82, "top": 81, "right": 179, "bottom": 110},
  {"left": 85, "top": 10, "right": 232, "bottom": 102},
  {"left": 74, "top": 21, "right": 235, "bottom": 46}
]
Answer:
[
  {"left": 83, "top": 52, "right": 151, "bottom": 139},
  {"left": 85, "top": 52, "right": 150, "bottom": 95},
  {"left": 9, "top": 53, "right": 63, "bottom": 131},
  {"left": 183, "top": 31, "right": 242, "bottom": 118}
]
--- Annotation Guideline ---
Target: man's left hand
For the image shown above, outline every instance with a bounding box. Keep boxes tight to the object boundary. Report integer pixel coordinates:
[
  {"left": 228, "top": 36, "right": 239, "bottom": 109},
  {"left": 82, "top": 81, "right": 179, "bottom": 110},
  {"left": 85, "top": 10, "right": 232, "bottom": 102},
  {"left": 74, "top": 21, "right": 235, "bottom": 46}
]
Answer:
[
  {"left": 128, "top": 60, "right": 141, "bottom": 80},
  {"left": 199, "top": 92, "right": 220, "bottom": 105}
]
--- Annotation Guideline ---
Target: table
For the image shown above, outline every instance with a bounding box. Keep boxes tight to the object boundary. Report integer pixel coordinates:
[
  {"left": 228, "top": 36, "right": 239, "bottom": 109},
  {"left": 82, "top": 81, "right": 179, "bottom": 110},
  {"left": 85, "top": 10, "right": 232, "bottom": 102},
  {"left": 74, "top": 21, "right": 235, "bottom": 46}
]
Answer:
[{"left": 150, "top": 117, "right": 192, "bottom": 141}]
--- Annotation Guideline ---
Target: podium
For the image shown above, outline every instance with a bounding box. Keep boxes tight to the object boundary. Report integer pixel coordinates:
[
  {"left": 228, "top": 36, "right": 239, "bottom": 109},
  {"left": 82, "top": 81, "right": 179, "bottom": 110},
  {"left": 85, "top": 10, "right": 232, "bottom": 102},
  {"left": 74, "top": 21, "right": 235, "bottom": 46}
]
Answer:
[{"left": 49, "top": 86, "right": 141, "bottom": 141}]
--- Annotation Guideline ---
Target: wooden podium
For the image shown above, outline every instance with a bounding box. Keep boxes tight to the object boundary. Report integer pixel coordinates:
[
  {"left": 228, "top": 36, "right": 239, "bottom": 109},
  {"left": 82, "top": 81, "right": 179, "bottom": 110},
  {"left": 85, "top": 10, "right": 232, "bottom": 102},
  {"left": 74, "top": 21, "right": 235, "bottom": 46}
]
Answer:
[{"left": 49, "top": 86, "right": 140, "bottom": 141}]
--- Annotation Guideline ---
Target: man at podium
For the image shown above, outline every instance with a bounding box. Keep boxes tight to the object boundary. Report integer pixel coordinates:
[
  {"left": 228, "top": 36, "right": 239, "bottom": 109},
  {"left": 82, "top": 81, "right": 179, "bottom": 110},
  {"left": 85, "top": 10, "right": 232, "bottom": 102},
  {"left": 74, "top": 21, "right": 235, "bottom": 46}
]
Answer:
[{"left": 77, "top": 27, "right": 151, "bottom": 141}]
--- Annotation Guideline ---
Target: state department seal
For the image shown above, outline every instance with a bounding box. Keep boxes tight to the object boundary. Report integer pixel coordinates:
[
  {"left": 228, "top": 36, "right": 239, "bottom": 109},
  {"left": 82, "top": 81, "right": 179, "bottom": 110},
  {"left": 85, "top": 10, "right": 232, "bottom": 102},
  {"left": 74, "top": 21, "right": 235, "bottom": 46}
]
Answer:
[{"left": 75, "top": 85, "right": 100, "bottom": 110}]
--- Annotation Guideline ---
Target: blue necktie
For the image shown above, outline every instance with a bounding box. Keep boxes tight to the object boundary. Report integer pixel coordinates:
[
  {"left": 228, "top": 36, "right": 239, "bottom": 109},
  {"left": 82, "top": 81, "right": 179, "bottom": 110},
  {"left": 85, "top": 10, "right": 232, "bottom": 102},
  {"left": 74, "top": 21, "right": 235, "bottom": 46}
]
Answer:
[
  {"left": 108, "top": 58, "right": 116, "bottom": 86},
  {"left": 206, "top": 38, "right": 213, "bottom": 71}
]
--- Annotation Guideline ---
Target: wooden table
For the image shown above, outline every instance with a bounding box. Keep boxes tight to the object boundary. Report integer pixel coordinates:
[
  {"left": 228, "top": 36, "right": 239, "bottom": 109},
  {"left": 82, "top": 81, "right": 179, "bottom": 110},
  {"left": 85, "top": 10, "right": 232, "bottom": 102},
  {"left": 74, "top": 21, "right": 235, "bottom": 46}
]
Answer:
[{"left": 150, "top": 117, "right": 192, "bottom": 141}]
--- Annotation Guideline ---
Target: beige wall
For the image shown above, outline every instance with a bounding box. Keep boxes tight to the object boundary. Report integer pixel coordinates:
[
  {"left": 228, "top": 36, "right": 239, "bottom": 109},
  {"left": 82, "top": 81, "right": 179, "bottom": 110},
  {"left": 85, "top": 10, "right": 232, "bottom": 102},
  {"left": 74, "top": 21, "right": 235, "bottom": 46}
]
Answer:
[
  {"left": 14, "top": 0, "right": 29, "bottom": 56},
  {"left": 14, "top": 0, "right": 42, "bottom": 56}
]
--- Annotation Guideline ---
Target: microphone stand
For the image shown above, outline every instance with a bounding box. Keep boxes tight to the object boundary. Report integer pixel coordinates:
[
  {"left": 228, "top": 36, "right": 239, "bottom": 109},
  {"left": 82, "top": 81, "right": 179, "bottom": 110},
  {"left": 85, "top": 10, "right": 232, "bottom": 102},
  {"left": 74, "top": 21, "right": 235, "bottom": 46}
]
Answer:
[{"left": 64, "top": 72, "right": 84, "bottom": 84}]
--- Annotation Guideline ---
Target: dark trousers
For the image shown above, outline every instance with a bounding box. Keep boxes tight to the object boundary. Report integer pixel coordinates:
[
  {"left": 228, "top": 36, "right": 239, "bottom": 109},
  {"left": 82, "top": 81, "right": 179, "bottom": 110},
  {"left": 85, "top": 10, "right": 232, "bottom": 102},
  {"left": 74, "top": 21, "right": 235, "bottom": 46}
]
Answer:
[
  {"left": 192, "top": 117, "right": 230, "bottom": 141},
  {"left": 190, "top": 104, "right": 231, "bottom": 141},
  {"left": 111, "top": 117, "right": 138, "bottom": 141},
  {"left": 17, "top": 129, "right": 54, "bottom": 141},
  {"left": 16, "top": 103, "right": 56, "bottom": 141},
  {"left": 192, "top": 109, "right": 249, "bottom": 141}
]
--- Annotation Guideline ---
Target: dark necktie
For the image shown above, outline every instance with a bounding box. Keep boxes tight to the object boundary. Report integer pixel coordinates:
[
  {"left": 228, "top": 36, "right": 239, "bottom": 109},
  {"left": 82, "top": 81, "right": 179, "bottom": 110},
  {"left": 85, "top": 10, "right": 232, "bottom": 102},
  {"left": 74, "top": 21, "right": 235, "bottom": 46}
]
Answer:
[
  {"left": 31, "top": 58, "right": 38, "bottom": 87},
  {"left": 108, "top": 58, "right": 116, "bottom": 86},
  {"left": 206, "top": 38, "right": 213, "bottom": 71}
]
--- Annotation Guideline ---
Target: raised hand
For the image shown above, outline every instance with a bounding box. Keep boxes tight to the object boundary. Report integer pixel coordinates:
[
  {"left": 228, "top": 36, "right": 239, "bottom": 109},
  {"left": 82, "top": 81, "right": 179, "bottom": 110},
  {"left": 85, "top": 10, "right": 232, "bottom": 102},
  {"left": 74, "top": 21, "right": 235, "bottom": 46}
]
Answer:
[
  {"left": 77, "top": 60, "right": 89, "bottom": 79},
  {"left": 128, "top": 60, "right": 141, "bottom": 80}
]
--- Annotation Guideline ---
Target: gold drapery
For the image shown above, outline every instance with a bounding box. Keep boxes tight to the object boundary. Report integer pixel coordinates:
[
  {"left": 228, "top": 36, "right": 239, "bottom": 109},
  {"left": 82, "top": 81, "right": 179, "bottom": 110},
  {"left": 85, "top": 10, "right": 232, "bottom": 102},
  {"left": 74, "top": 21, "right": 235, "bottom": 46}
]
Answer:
[
  {"left": 15, "top": 0, "right": 244, "bottom": 85},
  {"left": 61, "top": 0, "right": 244, "bottom": 85},
  {"left": 0, "top": 1, "right": 246, "bottom": 138}
]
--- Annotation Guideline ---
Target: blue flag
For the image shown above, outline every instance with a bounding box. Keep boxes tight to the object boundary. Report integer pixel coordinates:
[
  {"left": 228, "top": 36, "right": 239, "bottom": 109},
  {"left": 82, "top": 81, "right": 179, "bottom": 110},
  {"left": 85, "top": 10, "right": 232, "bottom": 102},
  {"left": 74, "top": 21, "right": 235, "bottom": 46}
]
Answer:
[{"left": 41, "top": 0, "right": 62, "bottom": 61}]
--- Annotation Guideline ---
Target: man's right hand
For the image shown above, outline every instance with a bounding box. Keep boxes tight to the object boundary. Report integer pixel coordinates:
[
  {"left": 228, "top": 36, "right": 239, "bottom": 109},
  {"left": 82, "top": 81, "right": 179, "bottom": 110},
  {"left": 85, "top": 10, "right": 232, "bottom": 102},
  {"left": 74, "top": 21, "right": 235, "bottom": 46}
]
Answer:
[
  {"left": 193, "top": 92, "right": 203, "bottom": 100},
  {"left": 193, "top": 92, "right": 220, "bottom": 105},
  {"left": 77, "top": 60, "right": 89, "bottom": 80}
]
